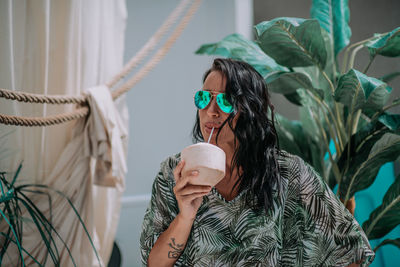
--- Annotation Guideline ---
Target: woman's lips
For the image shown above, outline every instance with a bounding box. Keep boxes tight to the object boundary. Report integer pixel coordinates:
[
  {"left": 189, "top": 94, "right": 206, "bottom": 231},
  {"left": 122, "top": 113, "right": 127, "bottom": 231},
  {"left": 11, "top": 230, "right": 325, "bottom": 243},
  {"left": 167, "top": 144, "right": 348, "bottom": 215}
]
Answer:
[
  {"left": 205, "top": 125, "right": 220, "bottom": 134},
  {"left": 205, "top": 122, "right": 220, "bottom": 128}
]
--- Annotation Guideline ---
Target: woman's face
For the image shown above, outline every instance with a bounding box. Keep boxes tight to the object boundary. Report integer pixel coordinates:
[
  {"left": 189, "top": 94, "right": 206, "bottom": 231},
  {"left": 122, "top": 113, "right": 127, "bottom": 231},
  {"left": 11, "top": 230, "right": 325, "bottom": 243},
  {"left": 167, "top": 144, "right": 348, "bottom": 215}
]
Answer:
[{"left": 199, "top": 71, "right": 236, "bottom": 148}]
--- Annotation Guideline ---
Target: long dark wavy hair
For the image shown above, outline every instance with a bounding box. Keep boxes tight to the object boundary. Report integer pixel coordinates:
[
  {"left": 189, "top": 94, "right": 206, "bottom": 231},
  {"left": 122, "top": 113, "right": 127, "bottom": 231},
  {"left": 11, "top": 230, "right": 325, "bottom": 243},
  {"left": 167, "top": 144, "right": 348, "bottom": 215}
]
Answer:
[{"left": 192, "top": 58, "right": 285, "bottom": 212}]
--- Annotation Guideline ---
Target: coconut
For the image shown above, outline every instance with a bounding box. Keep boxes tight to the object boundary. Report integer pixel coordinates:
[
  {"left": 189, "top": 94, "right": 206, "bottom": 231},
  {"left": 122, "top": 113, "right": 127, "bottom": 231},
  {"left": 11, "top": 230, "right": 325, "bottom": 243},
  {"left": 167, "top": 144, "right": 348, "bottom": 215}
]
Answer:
[{"left": 181, "top": 142, "right": 225, "bottom": 187}]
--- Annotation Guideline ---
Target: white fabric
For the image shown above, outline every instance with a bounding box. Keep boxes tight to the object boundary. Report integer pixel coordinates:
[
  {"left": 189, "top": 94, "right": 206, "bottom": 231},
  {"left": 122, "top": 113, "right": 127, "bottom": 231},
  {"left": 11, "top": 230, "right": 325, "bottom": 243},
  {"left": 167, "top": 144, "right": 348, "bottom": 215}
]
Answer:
[
  {"left": 0, "top": 0, "right": 128, "bottom": 266},
  {"left": 85, "top": 85, "right": 128, "bottom": 191}
]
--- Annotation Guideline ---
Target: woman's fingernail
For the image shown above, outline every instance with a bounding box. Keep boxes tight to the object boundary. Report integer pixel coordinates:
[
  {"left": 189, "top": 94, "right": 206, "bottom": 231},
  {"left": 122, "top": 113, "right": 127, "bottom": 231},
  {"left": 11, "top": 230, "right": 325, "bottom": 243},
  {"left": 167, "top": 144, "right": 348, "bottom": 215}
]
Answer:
[{"left": 191, "top": 170, "right": 199, "bottom": 175}]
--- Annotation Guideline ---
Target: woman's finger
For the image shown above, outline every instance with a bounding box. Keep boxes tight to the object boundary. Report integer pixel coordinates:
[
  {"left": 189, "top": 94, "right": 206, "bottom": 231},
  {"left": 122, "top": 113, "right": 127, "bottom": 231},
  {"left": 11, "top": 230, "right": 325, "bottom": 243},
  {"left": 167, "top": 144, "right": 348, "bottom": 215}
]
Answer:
[
  {"left": 174, "top": 170, "right": 198, "bottom": 191},
  {"left": 179, "top": 185, "right": 212, "bottom": 196},
  {"left": 173, "top": 160, "right": 185, "bottom": 182}
]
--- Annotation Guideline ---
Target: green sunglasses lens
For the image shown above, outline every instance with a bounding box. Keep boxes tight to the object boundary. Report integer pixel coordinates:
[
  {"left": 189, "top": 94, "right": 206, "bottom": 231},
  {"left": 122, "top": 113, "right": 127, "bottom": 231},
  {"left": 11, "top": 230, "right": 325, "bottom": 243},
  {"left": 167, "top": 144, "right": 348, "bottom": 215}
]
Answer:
[
  {"left": 216, "top": 93, "right": 233, "bottom": 113},
  {"left": 194, "top": 90, "right": 211, "bottom": 109}
]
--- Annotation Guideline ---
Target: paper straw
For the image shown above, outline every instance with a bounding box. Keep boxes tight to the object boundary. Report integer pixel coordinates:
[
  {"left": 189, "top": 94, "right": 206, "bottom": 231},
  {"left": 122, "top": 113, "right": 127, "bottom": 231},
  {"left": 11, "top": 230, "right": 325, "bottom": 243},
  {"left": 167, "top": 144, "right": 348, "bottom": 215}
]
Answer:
[{"left": 207, "top": 127, "right": 215, "bottom": 143}]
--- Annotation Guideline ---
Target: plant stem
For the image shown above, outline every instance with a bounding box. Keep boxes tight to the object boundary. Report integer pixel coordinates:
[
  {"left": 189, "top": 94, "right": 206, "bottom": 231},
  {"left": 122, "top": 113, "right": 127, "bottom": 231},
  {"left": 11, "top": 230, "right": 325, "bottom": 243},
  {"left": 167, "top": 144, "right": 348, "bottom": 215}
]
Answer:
[
  {"left": 341, "top": 34, "right": 386, "bottom": 73},
  {"left": 332, "top": 58, "right": 338, "bottom": 88},
  {"left": 319, "top": 68, "right": 346, "bottom": 149},
  {"left": 343, "top": 82, "right": 362, "bottom": 185},
  {"left": 328, "top": 103, "right": 345, "bottom": 153},
  {"left": 321, "top": 69, "right": 335, "bottom": 94},
  {"left": 356, "top": 128, "right": 386, "bottom": 154},
  {"left": 363, "top": 55, "right": 376, "bottom": 74},
  {"left": 311, "top": 109, "right": 342, "bottom": 184},
  {"left": 348, "top": 45, "right": 364, "bottom": 71},
  {"left": 341, "top": 109, "right": 362, "bottom": 191},
  {"left": 369, "top": 99, "right": 400, "bottom": 122},
  {"left": 352, "top": 110, "right": 362, "bottom": 134},
  {"left": 344, "top": 114, "right": 353, "bottom": 184},
  {"left": 342, "top": 116, "right": 376, "bottom": 202},
  {"left": 306, "top": 91, "right": 342, "bottom": 154}
]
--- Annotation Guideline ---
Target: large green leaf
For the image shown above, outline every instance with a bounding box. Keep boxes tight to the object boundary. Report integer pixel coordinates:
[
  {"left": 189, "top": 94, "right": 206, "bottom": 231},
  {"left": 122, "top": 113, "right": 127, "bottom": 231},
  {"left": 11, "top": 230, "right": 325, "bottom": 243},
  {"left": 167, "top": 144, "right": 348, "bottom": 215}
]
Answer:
[
  {"left": 275, "top": 113, "right": 304, "bottom": 156},
  {"left": 331, "top": 121, "right": 389, "bottom": 186},
  {"left": 274, "top": 113, "right": 318, "bottom": 171},
  {"left": 195, "top": 33, "right": 286, "bottom": 77},
  {"left": 310, "top": 0, "right": 351, "bottom": 56},
  {"left": 334, "top": 69, "right": 392, "bottom": 112},
  {"left": 366, "top": 27, "right": 400, "bottom": 58},
  {"left": 377, "top": 112, "right": 400, "bottom": 131},
  {"left": 362, "top": 174, "right": 400, "bottom": 240},
  {"left": 265, "top": 71, "right": 324, "bottom": 100},
  {"left": 363, "top": 97, "right": 400, "bottom": 131},
  {"left": 374, "top": 238, "right": 400, "bottom": 252},
  {"left": 293, "top": 28, "right": 336, "bottom": 104},
  {"left": 339, "top": 133, "right": 400, "bottom": 201},
  {"left": 255, "top": 18, "right": 327, "bottom": 68},
  {"left": 282, "top": 91, "right": 303, "bottom": 106},
  {"left": 334, "top": 109, "right": 400, "bottom": 195},
  {"left": 364, "top": 108, "right": 400, "bottom": 132}
]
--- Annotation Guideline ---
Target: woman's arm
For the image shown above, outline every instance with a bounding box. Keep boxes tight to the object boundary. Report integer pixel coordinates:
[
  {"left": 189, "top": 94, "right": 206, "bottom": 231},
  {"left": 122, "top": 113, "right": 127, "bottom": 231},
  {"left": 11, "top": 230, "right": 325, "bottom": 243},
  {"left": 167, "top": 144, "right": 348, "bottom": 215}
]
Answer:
[
  {"left": 147, "top": 160, "right": 211, "bottom": 266},
  {"left": 147, "top": 214, "right": 194, "bottom": 267}
]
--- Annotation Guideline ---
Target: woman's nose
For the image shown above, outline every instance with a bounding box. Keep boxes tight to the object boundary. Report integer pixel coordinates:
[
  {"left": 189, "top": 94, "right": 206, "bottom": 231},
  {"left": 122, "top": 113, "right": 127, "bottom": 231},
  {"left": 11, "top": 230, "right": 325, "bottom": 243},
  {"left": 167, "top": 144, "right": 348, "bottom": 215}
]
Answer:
[{"left": 206, "top": 98, "right": 219, "bottom": 117}]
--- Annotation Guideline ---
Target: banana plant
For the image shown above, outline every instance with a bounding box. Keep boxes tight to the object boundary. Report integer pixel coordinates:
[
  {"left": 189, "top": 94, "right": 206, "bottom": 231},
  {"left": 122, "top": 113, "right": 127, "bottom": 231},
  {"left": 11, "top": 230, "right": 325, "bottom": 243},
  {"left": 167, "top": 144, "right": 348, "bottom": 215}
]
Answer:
[{"left": 195, "top": 0, "right": 400, "bottom": 254}]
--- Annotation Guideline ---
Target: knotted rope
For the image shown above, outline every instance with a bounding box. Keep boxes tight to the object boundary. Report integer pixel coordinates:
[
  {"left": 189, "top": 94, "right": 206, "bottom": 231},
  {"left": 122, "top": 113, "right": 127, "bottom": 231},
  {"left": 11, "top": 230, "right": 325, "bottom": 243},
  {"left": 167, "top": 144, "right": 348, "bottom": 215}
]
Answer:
[
  {"left": 0, "top": 107, "right": 89, "bottom": 127},
  {"left": 0, "top": 0, "right": 201, "bottom": 127}
]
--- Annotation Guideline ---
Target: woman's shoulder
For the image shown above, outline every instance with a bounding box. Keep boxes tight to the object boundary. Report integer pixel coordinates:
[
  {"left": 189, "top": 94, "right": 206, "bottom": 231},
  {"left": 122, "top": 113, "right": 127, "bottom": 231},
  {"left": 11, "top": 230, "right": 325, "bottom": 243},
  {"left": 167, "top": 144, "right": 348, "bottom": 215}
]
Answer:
[
  {"left": 160, "top": 152, "right": 181, "bottom": 170},
  {"left": 276, "top": 149, "right": 309, "bottom": 180},
  {"left": 277, "top": 149, "right": 329, "bottom": 197},
  {"left": 155, "top": 152, "right": 181, "bottom": 185}
]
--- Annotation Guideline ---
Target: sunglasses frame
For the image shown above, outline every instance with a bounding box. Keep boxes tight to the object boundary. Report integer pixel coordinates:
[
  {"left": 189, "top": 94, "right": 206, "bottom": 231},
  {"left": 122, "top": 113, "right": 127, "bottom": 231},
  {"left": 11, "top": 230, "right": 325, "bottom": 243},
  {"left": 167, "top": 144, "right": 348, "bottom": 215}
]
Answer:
[{"left": 194, "top": 90, "right": 234, "bottom": 114}]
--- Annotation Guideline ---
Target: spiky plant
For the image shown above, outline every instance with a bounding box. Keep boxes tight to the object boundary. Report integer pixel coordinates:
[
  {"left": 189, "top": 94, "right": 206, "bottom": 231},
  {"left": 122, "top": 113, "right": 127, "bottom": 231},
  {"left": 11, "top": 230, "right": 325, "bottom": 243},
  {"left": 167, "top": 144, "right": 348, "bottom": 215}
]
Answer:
[{"left": 0, "top": 144, "right": 100, "bottom": 267}]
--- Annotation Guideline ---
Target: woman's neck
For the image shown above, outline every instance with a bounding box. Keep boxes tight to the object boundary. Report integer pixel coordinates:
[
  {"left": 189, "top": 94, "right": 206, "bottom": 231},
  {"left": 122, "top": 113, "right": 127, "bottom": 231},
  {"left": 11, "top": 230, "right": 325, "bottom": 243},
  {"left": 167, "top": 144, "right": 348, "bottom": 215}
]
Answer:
[
  {"left": 214, "top": 140, "right": 241, "bottom": 200},
  {"left": 220, "top": 145, "right": 235, "bottom": 172}
]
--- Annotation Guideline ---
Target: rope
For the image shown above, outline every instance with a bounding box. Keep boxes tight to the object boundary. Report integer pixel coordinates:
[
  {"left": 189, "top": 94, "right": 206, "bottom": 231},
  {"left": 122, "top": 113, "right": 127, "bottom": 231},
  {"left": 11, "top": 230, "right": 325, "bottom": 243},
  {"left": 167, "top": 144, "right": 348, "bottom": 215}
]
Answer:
[
  {"left": 0, "top": 0, "right": 202, "bottom": 127},
  {"left": 106, "top": 0, "right": 190, "bottom": 89},
  {"left": 0, "top": 107, "right": 89, "bottom": 127},
  {"left": 0, "top": 88, "right": 87, "bottom": 105}
]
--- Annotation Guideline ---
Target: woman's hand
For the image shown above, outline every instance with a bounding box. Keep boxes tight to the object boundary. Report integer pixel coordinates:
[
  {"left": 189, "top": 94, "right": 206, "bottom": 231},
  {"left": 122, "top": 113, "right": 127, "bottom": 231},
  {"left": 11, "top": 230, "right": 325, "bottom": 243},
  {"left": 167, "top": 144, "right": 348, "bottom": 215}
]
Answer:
[{"left": 173, "top": 160, "right": 211, "bottom": 221}]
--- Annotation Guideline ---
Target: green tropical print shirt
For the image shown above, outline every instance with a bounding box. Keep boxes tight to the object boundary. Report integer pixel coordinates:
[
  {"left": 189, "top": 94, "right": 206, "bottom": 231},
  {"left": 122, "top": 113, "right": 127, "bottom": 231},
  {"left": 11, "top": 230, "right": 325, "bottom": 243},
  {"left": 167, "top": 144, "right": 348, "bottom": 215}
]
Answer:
[{"left": 140, "top": 151, "right": 375, "bottom": 266}]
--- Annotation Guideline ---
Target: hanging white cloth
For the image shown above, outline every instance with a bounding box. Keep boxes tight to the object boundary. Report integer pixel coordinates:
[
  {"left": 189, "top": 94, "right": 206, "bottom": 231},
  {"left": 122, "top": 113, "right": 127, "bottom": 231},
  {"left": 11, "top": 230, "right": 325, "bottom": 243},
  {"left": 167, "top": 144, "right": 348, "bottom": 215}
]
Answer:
[
  {"left": 0, "top": 0, "right": 128, "bottom": 266},
  {"left": 85, "top": 85, "right": 128, "bottom": 191}
]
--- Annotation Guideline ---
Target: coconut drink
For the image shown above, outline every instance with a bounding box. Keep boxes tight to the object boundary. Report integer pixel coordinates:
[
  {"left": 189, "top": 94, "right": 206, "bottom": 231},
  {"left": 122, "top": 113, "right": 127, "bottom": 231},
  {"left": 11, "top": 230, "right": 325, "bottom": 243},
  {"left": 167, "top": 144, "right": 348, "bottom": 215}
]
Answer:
[
  {"left": 181, "top": 142, "right": 226, "bottom": 187},
  {"left": 181, "top": 126, "right": 226, "bottom": 186}
]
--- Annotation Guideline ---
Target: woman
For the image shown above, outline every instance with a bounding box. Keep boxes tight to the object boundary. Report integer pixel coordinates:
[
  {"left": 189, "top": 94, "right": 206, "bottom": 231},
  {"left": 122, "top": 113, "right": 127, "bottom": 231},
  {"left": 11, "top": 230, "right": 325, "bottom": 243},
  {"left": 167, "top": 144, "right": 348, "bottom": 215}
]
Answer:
[{"left": 140, "top": 58, "right": 374, "bottom": 266}]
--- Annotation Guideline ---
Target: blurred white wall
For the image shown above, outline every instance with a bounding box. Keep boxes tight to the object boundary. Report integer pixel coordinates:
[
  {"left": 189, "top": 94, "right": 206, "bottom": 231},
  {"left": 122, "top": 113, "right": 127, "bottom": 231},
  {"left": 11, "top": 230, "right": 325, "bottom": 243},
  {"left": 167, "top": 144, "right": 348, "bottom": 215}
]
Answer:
[{"left": 115, "top": 1, "right": 252, "bottom": 266}]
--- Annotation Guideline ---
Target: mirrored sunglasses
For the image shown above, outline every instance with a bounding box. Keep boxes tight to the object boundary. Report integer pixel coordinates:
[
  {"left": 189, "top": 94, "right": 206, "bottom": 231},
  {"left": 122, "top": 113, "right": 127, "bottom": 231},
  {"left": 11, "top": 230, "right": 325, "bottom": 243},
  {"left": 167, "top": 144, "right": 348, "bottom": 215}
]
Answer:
[{"left": 194, "top": 90, "right": 233, "bottom": 114}]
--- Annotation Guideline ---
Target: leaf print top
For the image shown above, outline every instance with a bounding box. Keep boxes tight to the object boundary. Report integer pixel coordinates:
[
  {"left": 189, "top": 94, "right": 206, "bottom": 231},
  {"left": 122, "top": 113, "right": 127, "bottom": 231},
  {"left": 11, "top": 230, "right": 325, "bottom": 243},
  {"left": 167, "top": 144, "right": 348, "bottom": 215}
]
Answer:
[{"left": 140, "top": 151, "right": 375, "bottom": 266}]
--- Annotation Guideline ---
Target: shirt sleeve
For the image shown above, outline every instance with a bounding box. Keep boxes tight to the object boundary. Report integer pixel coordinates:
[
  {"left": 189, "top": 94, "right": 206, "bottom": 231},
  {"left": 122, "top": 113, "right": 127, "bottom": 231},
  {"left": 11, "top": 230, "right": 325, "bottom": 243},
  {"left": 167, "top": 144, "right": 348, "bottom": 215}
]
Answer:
[
  {"left": 295, "top": 156, "right": 375, "bottom": 267},
  {"left": 139, "top": 155, "right": 180, "bottom": 266}
]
